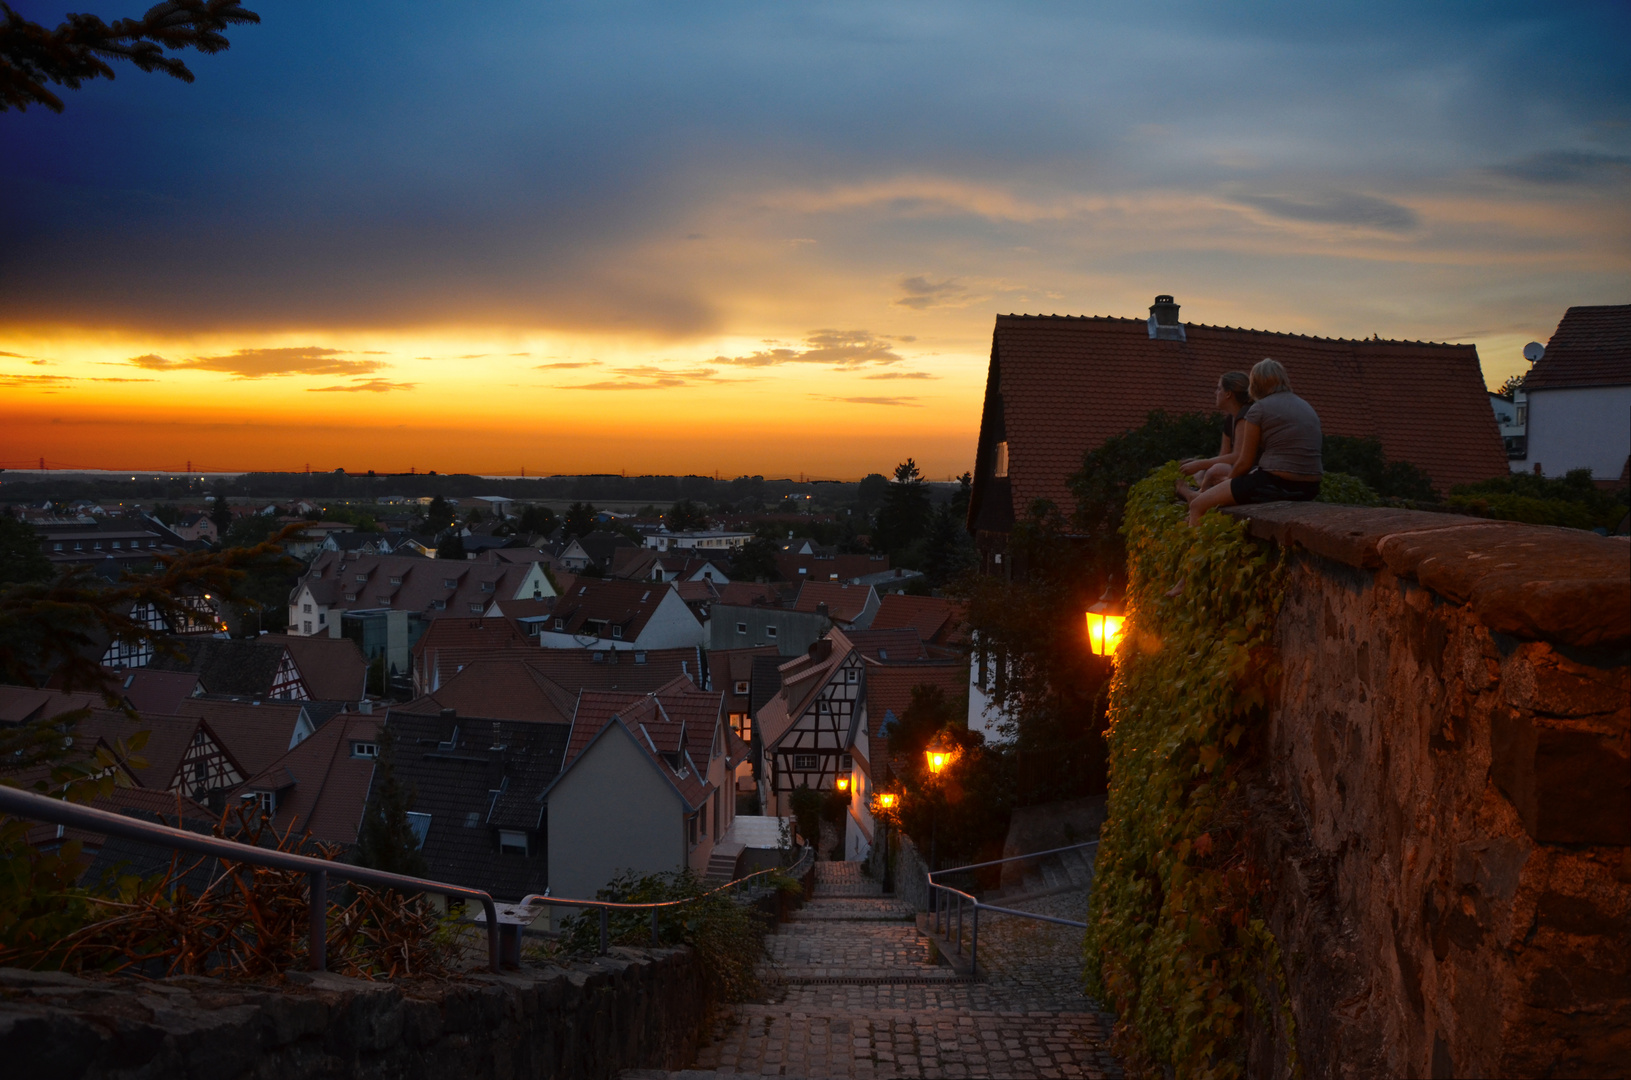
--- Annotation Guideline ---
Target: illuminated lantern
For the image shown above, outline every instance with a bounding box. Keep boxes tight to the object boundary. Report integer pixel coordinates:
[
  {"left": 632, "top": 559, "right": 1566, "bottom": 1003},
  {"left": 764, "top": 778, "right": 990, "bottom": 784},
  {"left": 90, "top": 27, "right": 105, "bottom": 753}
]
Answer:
[
  {"left": 923, "top": 730, "right": 956, "bottom": 778},
  {"left": 1085, "top": 590, "right": 1126, "bottom": 659},
  {"left": 835, "top": 775, "right": 850, "bottom": 793},
  {"left": 874, "top": 790, "right": 898, "bottom": 814}
]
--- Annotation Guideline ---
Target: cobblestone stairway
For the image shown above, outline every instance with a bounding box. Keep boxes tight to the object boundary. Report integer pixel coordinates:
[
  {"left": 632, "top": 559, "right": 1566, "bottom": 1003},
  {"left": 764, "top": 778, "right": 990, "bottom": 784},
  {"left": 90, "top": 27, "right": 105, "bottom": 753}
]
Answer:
[{"left": 626, "top": 861, "right": 1123, "bottom": 1079}]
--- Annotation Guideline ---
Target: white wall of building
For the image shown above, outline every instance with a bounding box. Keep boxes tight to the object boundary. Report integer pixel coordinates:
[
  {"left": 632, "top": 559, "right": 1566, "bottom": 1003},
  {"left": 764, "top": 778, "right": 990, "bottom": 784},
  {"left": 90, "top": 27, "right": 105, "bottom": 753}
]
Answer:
[
  {"left": 547, "top": 724, "right": 685, "bottom": 899},
  {"left": 1525, "top": 386, "right": 1631, "bottom": 480}
]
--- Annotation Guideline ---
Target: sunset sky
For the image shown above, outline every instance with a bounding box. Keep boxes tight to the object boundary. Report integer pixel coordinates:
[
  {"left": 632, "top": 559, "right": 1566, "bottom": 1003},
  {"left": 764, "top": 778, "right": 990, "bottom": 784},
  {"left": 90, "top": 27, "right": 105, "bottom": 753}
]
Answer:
[{"left": 3, "top": 2, "right": 1627, "bottom": 479}]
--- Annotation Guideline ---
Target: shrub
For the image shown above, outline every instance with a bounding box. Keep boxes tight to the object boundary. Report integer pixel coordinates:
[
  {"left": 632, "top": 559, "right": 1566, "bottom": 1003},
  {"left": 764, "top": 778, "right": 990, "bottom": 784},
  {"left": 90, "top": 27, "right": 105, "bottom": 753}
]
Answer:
[
  {"left": 789, "top": 784, "right": 822, "bottom": 847},
  {"left": 1317, "top": 471, "right": 1380, "bottom": 506},
  {"left": 1447, "top": 468, "right": 1626, "bottom": 530},
  {"left": 1083, "top": 461, "right": 1297, "bottom": 1079},
  {"left": 1321, "top": 435, "right": 1436, "bottom": 501},
  {"left": 558, "top": 869, "right": 768, "bottom": 1003}
]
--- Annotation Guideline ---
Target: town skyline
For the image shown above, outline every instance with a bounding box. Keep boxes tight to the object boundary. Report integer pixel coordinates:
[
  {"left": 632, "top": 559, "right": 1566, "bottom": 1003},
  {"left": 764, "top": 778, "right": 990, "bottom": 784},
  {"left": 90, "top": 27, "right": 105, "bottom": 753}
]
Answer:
[{"left": 4, "top": 2, "right": 1627, "bottom": 477}]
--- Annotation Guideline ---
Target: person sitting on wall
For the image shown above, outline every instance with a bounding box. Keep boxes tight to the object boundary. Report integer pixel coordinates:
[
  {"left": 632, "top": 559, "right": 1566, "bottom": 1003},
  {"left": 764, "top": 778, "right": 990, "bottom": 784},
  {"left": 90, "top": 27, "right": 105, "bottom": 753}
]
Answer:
[
  {"left": 1176, "top": 358, "right": 1323, "bottom": 527},
  {"left": 1178, "top": 370, "right": 1253, "bottom": 492}
]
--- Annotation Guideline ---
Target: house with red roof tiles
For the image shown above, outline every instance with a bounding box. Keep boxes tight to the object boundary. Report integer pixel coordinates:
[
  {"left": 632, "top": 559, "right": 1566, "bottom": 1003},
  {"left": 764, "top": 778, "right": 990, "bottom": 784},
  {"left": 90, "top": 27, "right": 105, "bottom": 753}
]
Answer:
[
  {"left": 232, "top": 711, "right": 382, "bottom": 846},
  {"left": 287, "top": 549, "right": 554, "bottom": 643},
  {"left": 793, "top": 580, "right": 880, "bottom": 631},
  {"left": 865, "top": 660, "right": 971, "bottom": 787},
  {"left": 1515, "top": 304, "right": 1631, "bottom": 483},
  {"left": 967, "top": 296, "right": 1509, "bottom": 567},
  {"left": 410, "top": 616, "right": 534, "bottom": 695},
  {"left": 258, "top": 633, "right": 368, "bottom": 701},
  {"left": 544, "top": 681, "right": 744, "bottom": 898},
  {"left": 534, "top": 579, "right": 705, "bottom": 652},
  {"left": 869, "top": 594, "right": 968, "bottom": 647},
  {"left": 774, "top": 550, "right": 891, "bottom": 587}
]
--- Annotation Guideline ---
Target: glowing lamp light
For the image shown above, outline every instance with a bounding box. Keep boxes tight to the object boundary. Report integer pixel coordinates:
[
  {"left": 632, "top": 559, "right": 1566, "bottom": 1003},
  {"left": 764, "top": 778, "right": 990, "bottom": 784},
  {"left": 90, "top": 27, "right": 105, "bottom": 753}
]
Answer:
[
  {"left": 1086, "top": 590, "right": 1126, "bottom": 659},
  {"left": 835, "top": 775, "right": 850, "bottom": 793},
  {"left": 874, "top": 790, "right": 898, "bottom": 813},
  {"left": 923, "top": 731, "right": 956, "bottom": 777}
]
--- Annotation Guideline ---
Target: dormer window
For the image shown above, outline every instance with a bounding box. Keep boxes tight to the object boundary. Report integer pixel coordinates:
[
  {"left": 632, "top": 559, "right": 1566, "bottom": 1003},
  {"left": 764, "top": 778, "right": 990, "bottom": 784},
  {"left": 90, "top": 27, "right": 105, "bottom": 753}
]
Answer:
[
  {"left": 443, "top": 578, "right": 457, "bottom": 588},
  {"left": 469, "top": 603, "right": 483, "bottom": 613},
  {"left": 351, "top": 741, "right": 379, "bottom": 759},
  {"left": 611, "top": 625, "right": 623, "bottom": 639},
  {"left": 481, "top": 581, "right": 495, "bottom": 592},
  {"left": 389, "top": 576, "right": 402, "bottom": 585},
  {"left": 734, "top": 680, "right": 749, "bottom": 695},
  {"left": 554, "top": 618, "right": 564, "bottom": 630},
  {"left": 355, "top": 573, "right": 367, "bottom": 582}
]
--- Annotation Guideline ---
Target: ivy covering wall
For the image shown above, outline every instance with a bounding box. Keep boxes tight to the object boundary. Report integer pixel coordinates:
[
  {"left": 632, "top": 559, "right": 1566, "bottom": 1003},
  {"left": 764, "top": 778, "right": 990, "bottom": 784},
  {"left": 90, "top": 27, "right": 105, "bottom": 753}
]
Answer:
[{"left": 1083, "top": 463, "right": 1298, "bottom": 1080}]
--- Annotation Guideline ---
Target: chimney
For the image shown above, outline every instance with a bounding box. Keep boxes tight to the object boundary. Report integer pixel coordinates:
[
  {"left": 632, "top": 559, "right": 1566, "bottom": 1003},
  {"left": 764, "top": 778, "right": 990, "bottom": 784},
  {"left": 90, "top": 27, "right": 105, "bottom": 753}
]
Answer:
[
  {"left": 816, "top": 601, "right": 830, "bottom": 620},
  {"left": 1147, "top": 294, "right": 1186, "bottom": 341}
]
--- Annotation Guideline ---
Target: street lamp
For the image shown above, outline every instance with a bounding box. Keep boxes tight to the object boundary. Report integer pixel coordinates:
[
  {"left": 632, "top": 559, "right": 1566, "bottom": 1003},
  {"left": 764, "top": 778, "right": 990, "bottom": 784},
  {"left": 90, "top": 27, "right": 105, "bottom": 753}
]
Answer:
[
  {"left": 923, "top": 730, "right": 956, "bottom": 777},
  {"left": 835, "top": 775, "right": 850, "bottom": 794},
  {"left": 872, "top": 786, "right": 900, "bottom": 894},
  {"left": 1086, "top": 588, "right": 1126, "bottom": 659}
]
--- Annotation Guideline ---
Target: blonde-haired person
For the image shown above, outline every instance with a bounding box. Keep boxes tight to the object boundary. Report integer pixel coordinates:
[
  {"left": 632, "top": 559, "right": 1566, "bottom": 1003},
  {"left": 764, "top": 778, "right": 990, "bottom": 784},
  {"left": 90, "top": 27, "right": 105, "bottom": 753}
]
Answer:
[
  {"left": 1176, "top": 358, "right": 1323, "bottom": 526},
  {"left": 1179, "top": 370, "right": 1252, "bottom": 491}
]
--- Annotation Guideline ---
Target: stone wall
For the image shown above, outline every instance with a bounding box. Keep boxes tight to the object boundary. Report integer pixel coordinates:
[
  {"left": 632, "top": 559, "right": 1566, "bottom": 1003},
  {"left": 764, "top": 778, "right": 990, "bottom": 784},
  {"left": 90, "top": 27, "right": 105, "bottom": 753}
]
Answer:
[
  {"left": 0, "top": 945, "right": 705, "bottom": 1079},
  {"left": 1226, "top": 504, "right": 1629, "bottom": 1080}
]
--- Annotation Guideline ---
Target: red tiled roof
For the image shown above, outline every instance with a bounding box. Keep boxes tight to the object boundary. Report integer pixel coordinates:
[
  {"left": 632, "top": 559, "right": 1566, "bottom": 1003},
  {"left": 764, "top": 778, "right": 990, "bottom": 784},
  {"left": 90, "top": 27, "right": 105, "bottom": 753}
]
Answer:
[
  {"left": 864, "top": 662, "right": 968, "bottom": 741},
  {"left": 0, "top": 685, "right": 102, "bottom": 724},
  {"left": 413, "top": 658, "right": 578, "bottom": 725},
  {"left": 846, "top": 628, "right": 929, "bottom": 661},
  {"left": 870, "top": 594, "right": 967, "bottom": 645},
  {"left": 174, "top": 699, "right": 308, "bottom": 777},
  {"left": 1526, "top": 304, "right": 1631, "bottom": 390},
  {"left": 715, "top": 582, "right": 782, "bottom": 607},
  {"left": 260, "top": 633, "right": 367, "bottom": 701},
  {"left": 233, "top": 712, "right": 381, "bottom": 846},
  {"left": 775, "top": 552, "right": 890, "bottom": 584},
  {"left": 412, "top": 616, "right": 534, "bottom": 691},
  {"left": 974, "top": 315, "right": 1508, "bottom": 526},
  {"left": 120, "top": 670, "right": 200, "bottom": 717},
  {"left": 525, "top": 647, "right": 702, "bottom": 695},
  {"left": 298, "top": 549, "right": 550, "bottom": 623},
  {"left": 793, "top": 581, "right": 876, "bottom": 624},
  {"left": 546, "top": 579, "right": 697, "bottom": 641}
]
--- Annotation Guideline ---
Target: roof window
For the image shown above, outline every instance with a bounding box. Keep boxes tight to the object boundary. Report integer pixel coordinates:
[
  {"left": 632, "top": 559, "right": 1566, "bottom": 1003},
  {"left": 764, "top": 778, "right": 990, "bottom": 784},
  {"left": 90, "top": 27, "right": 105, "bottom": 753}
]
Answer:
[
  {"left": 499, "top": 830, "right": 529, "bottom": 856},
  {"left": 404, "top": 812, "right": 431, "bottom": 850},
  {"left": 443, "top": 578, "right": 457, "bottom": 588},
  {"left": 994, "top": 440, "right": 1009, "bottom": 479},
  {"left": 351, "top": 741, "right": 379, "bottom": 759},
  {"left": 737, "top": 622, "right": 747, "bottom": 634}
]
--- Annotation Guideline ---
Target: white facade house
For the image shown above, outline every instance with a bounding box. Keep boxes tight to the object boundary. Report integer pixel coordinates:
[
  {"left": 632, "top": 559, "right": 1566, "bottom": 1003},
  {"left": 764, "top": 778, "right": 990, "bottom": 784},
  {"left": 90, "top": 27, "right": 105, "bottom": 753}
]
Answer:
[
  {"left": 643, "top": 529, "right": 752, "bottom": 553},
  {"left": 532, "top": 580, "right": 706, "bottom": 651},
  {"left": 1515, "top": 304, "right": 1631, "bottom": 483}
]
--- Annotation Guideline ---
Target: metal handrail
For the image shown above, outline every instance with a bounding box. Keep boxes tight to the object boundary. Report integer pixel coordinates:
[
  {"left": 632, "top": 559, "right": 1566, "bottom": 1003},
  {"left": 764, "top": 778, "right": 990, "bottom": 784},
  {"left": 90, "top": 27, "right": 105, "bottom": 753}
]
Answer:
[
  {"left": 517, "top": 844, "right": 815, "bottom": 955},
  {"left": 0, "top": 785, "right": 504, "bottom": 973},
  {"left": 923, "top": 840, "right": 1099, "bottom": 976}
]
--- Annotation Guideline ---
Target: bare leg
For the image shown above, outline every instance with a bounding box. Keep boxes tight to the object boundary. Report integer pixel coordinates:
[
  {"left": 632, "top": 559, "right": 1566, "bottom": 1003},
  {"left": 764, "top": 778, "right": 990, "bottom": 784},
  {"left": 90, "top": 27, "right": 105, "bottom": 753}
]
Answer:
[
  {"left": 1175, "top": 474, "right": 1199, "bottom": 504},
  {"left": 1199, "top": 463, "right": 1232, "bottom": 491},
  {"left": 1187, "top": 477, "right": 1239, "bottom": 526}
]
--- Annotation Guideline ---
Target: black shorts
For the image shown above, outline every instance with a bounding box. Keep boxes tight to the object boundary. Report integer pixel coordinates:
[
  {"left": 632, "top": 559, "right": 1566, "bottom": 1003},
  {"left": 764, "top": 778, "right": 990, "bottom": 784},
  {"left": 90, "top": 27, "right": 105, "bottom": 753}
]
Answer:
[{"left": 1231, "top": 467, "right": 1321, "bottom": 505}]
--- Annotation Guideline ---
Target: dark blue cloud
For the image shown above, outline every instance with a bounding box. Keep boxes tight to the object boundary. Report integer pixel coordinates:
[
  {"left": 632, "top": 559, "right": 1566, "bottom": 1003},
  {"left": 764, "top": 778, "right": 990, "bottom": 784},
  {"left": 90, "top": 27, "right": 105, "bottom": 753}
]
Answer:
[{"left": 1, "top": 1, "right": 1626, "bottom": 332}]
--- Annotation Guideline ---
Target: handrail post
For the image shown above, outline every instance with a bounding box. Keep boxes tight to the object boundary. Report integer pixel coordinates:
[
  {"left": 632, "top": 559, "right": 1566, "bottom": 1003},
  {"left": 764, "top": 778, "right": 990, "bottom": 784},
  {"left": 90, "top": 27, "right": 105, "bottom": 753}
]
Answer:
[
  {"left": 308, "top": 869, "right": 327, "bottom": 972},
  {"left": 970, "top": 905, "right": 979, "bottom": 977},
  {"left": 599, "top": 905, "right": 609, "bottom": 955},
  {"left": 956, "top": 893, "right": 963, "bottom": 955}
]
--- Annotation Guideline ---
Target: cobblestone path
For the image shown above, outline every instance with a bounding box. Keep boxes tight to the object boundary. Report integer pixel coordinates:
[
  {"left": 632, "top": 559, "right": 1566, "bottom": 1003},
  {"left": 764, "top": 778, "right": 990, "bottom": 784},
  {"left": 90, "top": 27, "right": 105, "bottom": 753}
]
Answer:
[{"left": 629, "top": 861, "right": 1123, "bottom": 1079}]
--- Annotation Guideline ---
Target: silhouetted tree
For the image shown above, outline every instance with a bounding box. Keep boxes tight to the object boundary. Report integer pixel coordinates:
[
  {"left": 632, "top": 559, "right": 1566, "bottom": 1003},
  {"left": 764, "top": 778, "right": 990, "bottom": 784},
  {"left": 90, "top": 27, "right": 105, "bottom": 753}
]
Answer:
[
  {"left": 518, "top": 504, "right": 558, "bottom": 536},
  {"left": 0, "top": 1, "right": 261, "bottom": 113},
  {"left": 873, "top": 459, "right": 933, "bottom": 555},
  {"left": 354, "top": 728, "right": 427, "bottom": 878},
  {"left": 0, "top": 517, "right": 51, "bottom": 585},
  {"left": 854, "top": 473, "right": 888, "bottom": 516},
  {"left": 1497, "top": 373, "right": 1526, "bottom": 400},
  {"left": 731, "top": 535, "right": 780, "bottom": 582},
  {"left": 562, "top": 502, "right": 597, "bottom": 540},
  {"left": 436, "top": 533, "right": 466, "bottom": 560},
  {"left": 423, "top": 495, "right": 456, "bottom": 534},
  {"left": 666, "top": 499, "right": 709, "bottom": 532},
  {"left": 1322, "top": 435, "right": 1436, "bottom": 501},
  {"left": 209, "top": 492, "right": 233, "bottom": 536}
]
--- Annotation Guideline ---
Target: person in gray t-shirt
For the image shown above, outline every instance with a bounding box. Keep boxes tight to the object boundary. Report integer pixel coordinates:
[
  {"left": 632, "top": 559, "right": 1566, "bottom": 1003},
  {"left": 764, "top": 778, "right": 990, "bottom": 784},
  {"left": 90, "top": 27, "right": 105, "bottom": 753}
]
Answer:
[{"left": 1177, "top": 358, "right": 1323, "bottom": 526}]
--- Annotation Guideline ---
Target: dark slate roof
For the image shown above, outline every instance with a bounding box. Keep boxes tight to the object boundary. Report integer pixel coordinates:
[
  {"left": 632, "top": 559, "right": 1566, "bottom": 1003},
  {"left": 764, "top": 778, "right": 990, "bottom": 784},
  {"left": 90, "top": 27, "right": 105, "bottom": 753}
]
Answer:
[
  {"left": 749, "top": 654, "right": 785, "bottom": 718},
  {"left": 148, "top": 637, "right": 287, "bottom": 697},
  {"left": 1526, "top": 304, "right": 1631, "bottom": 390},
  {"left": 377, "top": 710, "right": 570, "bottom": 901}
]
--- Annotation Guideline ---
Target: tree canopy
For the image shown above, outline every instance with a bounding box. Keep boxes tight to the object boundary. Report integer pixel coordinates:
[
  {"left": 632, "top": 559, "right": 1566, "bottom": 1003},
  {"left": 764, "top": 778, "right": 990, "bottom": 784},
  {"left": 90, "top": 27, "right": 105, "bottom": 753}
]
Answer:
[{"left": 0, "top": 1, "right": 260, "bottom": 113}]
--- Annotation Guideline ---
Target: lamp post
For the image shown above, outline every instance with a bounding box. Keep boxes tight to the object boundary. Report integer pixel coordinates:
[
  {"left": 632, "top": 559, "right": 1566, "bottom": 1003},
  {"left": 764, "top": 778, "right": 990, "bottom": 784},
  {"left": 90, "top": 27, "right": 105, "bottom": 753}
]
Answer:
[
  {"left": 1085, "top": 587, "right": 1126, "bottom": 660},
  {"left": 873, "top": 788, "right": 899, "bottom": 894},
  {"left": 922, "top": 730, "right": 958, "bottom": 871}
]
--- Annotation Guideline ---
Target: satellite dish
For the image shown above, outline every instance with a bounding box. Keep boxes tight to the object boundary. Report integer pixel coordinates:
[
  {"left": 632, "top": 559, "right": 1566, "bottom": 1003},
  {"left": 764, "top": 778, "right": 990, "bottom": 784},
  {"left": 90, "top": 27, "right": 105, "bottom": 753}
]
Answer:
[{"left": 1523, "top": 342, "right": 1545, "bottom": 364}]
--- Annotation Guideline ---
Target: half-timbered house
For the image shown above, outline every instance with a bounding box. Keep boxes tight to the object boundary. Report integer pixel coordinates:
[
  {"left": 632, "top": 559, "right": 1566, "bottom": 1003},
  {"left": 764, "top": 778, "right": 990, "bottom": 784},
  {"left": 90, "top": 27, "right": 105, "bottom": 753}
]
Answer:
[{"left": 755, "top": 629, "right": 877, "bottom": 857}]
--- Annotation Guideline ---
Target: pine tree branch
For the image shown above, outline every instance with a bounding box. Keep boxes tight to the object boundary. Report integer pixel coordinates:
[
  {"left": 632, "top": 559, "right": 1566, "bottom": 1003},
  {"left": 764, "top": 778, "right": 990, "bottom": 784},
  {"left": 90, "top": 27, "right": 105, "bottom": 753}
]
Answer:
[{"left": 0, "top": 1, "right": 260, "bottom": 113}]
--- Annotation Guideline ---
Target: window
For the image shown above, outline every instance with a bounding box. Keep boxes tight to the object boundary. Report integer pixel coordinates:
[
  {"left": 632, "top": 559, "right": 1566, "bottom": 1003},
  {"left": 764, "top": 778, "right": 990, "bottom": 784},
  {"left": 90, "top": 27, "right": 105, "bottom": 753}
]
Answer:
[
  {"left": 499, "top": 829, "right": 528, "bottom": 855},
  {"left": 355, "top": 573, "right": 366, "bottom": 583},
  {"left": 793, "top": 754, "right": 818, "bottom": 770},
  {"left": 302, "top": 603, "right": 312, "bottom": 614},
  {"left": 481, "top": 581, "right": 495, "bottom": 592},
  {"left": 379, "top": 596, "right": 392, "bottom": 605},
  {"left": 344, "top": 593, "right": 357, "bottom": 602},
  {"left": 554, "top": 618, "right": 564, "bottom": 630},
  {"left": 765, "top": 625, "right": 778, "bottom": 639},
  {"left": 734, "top": 680, "right": 749, "bottom": 695},
  {"left": 52, "top": 542, "right": 62, "bottom": 551},
  {"left": 111, "top": 540, "right": 121, "bottom": 549},
  {"left": 464, "top": 811, "right": 481, "bottom": 828},
  {"left": 736, "top": 622, "right": 747, "bottom": 635},
  {"left": 840, "top": 754, "right": 853, "bottom": 772},
  {"left": 845, "top": 668, "right": 858, "bottom": 683},
  {"left": 994, "top": 439, "right": 1010, "bottom": 478},
  {"left": 303, "top": 620, "right": 312, "bottom": 633},
  {"left": 432, "top": 600, "right": 446, "bottom": 610},
  {"left": 93, "top": 541, "right": 103, "bottom": 550},
  {"left": 611, "top": 625, "right": 623, "bottom": 639},
  {"left": 244, "top": 790, "right": 276, "bottom": 816},
  {"left": 405, "top": 812, "right": 431, "bottom": 850},
  {"left": 633, "top": 651, "right": 647, "bottom": 664},
  {"left": 443, "top": 578, "right": 458, "bottom": 588},
  {"left": 817, "top": 700, "right": 829, "bottom": 713},
  {"left": 469, "top": 603, "right": 484, "bottom": 613},
  {"left": 351, "top": 741, "right": 379, "bottom": 759},
  {"left": 319, "top": 612, "right": 326, "bottom": 624}
]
